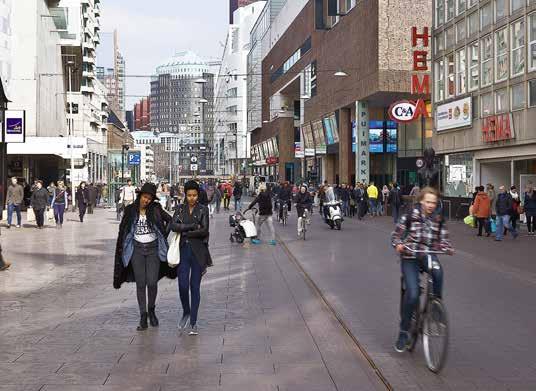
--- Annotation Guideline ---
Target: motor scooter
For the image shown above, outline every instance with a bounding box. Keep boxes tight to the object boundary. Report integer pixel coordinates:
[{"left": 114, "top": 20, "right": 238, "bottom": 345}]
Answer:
[{"left": 324, "top": 200, "right": 343, "bottom": 230}]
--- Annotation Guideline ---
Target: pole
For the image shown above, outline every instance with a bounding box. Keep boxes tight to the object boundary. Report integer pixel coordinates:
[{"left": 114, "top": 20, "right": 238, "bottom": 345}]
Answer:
[
  {"left": 121, "top": 146, "right": 125, "bottom": 184},
  {"left": 235, "top": 132, "right": 238, "bottom": 176},
  {"left": 169, "top": 149, "right": 172, "bottom": 183},
  {"left": 68, "top": 65, "right": 76, "bottom": 211}
]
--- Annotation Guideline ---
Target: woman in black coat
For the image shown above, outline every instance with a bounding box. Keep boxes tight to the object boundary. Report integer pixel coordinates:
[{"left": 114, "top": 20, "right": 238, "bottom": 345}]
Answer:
[
  {"left": 170, "top": 180, "right": 212, "bottom": 335},
  {"left": 114, "top": 182, "right": 175, "bottom": 331},
  {"left": 75, "top": 182, "right": 90, "bottom": 222}
]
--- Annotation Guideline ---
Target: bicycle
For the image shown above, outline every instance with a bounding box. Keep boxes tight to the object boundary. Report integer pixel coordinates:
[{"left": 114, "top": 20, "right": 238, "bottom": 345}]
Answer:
[
  {"left": 298, "top": 208, "right": 310, "bottom": 240},
  {"left": 400, "top": 246, "right": 449, "bottom": 373},
  {"left": 277, "top": 200, "right": 288, "bottom": 225}
]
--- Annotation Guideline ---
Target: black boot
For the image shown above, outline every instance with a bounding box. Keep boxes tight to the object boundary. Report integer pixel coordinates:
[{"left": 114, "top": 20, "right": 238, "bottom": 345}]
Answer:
[
  {"left": 137, "top": 312, "right": 148, "bottom": 331},
  {"left": 148, "top": 307, "right": 159, "bottom": 327}
]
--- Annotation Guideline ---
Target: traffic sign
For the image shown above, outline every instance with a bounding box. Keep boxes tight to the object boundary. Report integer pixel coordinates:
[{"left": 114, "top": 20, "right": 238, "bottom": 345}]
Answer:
[
  {"left": 190, "top": 164, "right": 198, "bottom": 171},
  {"left": 190, "top": 155, "right": 198, "bottom": 163},
  {"left": 128, "top": 151, "right": 141, "bottom": 166}
]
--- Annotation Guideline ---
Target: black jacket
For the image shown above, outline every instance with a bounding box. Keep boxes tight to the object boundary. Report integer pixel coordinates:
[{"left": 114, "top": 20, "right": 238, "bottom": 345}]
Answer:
[
  {"left": 198, "top": 189, "right": 209, "bottom": 206},
  {"left": 339, "top": 188, "right": 350, "bottom": 201},
  {"left": 30, "top": 187, "right": 49, "bottom": 210},
  {"left": 496, "top": 192, "right": 513, "bottom": 216},
  {"left": 295, "top": 191, "right": 313, "bottom": 210},
  {"left": 76, "top": 188, "right": 89, "bottom": 206},
  {"left": 389, "top": 188, "right": 401, "bottom": 207},
  {"left": 277, "top": 187, "right": 291, "bottom": 201},
  {"left": 248, "top": 191, "right": 273, "bottom": 216},
  {"left": 233, "top": 185, "right": 242, "bottom": 199},
  {"left": 113, "top": 202, "right": 175, "bottom": 289},
  {"left": 87, "top": 185, "right": 98, "bottom": 204},
  {"left": 170, "top": 203, "right": 213, "bottom": 270}
]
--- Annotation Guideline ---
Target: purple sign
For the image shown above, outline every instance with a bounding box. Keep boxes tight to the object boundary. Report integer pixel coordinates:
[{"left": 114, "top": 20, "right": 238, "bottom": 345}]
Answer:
[{"left": 6, "top": 118, "right": 23, "bottom": 134}]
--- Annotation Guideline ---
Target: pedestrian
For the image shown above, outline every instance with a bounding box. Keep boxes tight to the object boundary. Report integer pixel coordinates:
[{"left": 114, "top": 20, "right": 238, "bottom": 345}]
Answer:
[
  {"left": 381, "top": 185, "right": 390, "bottom": 216},
  {"left": 472, "top": 186, "right": 491, "bottom": 237},
  {"left": 486, "top": 183, "right": 497, "bottom": 218},
  {"left": 389, "top": 183, "right": 402, "bottom": 223},
  {"left": 87, "top": 183, "right": 97, "bottom": 214},
  {"left": 223, "top": 182, "right": 232, "bottom": 211},
  {"left": 198, "top": 183, "right": 209, "bottom": 207},
  {"left": 509, "top": 186, "right": 521, "bottom": 233},
  {"left": 495, "top": 185, "right": 518, "bottom": 241},
  {"left": 47, "top": 181, "right": 56, "bottom": 205},
  {"left": 213, "top": 185, "right": 222, "bottom": 214},
  {"left": 349, "top": 185, "right": 357, "bottom": 217},
  {"left": 170, "top": 180, "right": 213, "bottom": 335},
  {"left": 357, "top": 183, "right": 368, "bottom": 220},
  {"left": 247, "top": 183, "right": 276, "bottom": 245},
  {"left": 115, "top": 187, "right": 122, "bottom": 221},
  {"left": 367, "top": 182, "right": 379, "bottom": 216},
  {"left": 318, "top": 184, "right": 327, "bottom": 218},
  {"left": 339, "top": 184, "right": 350, "bottom": 217},
  {"left": 120, "top": 179, "right": 137, "bottom": 209},
  {"left": 233, "top": 181, "right": 243, "bottom": 211},
  {"left": 30, "top": 180, "right": 49, "bottom": 229},
  {"left": 76, "top": 182, "right": 89, "bottom": 223},
  {"left": 524, "top": 182, "right": 536, "bottom": 235},
  {"left": 0, "top": 243, "right": 11, "bottom": 271},
  {"left": 6, "top": 177, "right": 24, "bottom": 228},
  {"left": 51, "top": 180, "right": 68, "bottom": 228},
  {"left": 96, "top": 183, "right": 103, "bottom": 207},
  {"left": 114, "top": 182, "right": 175, "bottom": 331},
  {"left": 157, "top": 183, "right": 168, "bottom": 209}
]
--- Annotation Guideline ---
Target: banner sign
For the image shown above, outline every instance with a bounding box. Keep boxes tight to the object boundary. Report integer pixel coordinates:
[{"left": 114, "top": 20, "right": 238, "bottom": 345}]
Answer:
[
  {"left": 356, "top": 101, "right": 370, "bottom": 184},
  {"left": 4, "top": 110, "right": 26, "bottom": 143},
  {"left": 436, "top": 97, "right": 472, "bottom": 131},
  {"left": 481, "top": 113, "right": 515, "bottom": 143},
  {"left": 294, "top": 142, "right": 304, "bottom": 158},
  {"left": 312, "top": 119, "right": 326, "bottom": 154}
]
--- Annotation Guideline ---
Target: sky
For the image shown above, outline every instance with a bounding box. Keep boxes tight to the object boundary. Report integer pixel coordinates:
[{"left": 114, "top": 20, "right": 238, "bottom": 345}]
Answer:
[{"left": 99, "top": 0, "right": 228, "bottom": 109}]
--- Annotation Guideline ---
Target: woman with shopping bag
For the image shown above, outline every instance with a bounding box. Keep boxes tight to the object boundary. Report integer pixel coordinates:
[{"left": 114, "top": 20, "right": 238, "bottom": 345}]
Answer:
[{"left": 113, "top": 182, "right": 176, "bottom": 331}]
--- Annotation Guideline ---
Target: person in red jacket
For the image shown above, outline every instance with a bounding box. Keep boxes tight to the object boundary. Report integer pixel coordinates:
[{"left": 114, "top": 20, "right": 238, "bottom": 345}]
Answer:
[{"left": 472, "top": 186, "right": 491, "bottom": 237}]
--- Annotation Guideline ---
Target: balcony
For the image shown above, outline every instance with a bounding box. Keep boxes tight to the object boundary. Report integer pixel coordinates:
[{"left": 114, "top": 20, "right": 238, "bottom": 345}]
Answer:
[
  {"left": 94, "top": 5, "right": 101, "bottom": 16},
  {"left": 82, "top": 40, "right": 94, "bottom": 50},
  {"left": 100, "top": 110, "right": 108, "bottom": 118},
  {"left": 93, "top": 35, "right": 100, "bottom": 44},
  {"left": 83, "top": 56, "right": 95, "bottom": 64},
  {"left": 81, "top": 85, "right": 94, "bottom": 94},
  {"left": 82, "top": 71, "right": 95, "bottom": 79}
]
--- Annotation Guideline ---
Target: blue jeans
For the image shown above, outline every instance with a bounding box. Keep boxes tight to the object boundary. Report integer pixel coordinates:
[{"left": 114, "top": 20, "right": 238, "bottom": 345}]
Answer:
[
  {"left": 234, "top": 198, "right": 242, "bottom": 211},
  {"left": 369, "top": 199, "right": 378, "bottom": 215},
  {"left": 342, "top": 200, "right": 349, "bottom": 216},
  {"left": 7, "top": 203, "right": 21, "bottom": 226},
  {"left": 53, "top": 203, "right": 66, "bottom": 224},
  {"left": 400, "top": 256, "right": 443, "bottom": 332},
  {"left": 178, "top": 243, "right": 202, "bottom": 326},
  {"left": 495, "top": 214, "right": 517, "bottom": 240}
]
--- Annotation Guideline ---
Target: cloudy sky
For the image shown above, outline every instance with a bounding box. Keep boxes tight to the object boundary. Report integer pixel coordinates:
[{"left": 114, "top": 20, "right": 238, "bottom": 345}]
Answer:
[{"left": 99, "top": 0, "right": 228, "bottom": 109}]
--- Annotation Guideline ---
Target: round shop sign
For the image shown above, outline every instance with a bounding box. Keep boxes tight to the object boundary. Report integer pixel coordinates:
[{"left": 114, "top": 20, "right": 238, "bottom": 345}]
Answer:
[
  {"left": 388, "top": 100, "right": 417, "bottom": 123},
  {"left": 416, "top": 158, "right": 424, "bottom": 168}
]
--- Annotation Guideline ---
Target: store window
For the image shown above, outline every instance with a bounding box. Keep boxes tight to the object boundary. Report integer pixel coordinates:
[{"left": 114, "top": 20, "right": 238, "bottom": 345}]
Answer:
[
  {"left": 529, "top": 13, "right": 536, "bottom": 71},
  {"left": 446, "top": 26, "right": 455, "bottom": 49},
  {"left": 435, "top": 31, "right": 445, "bottom": 55},
  {"left": 511, "top": 19, "right": 525, "bottom": 77},
  {"left": 529, "top": 80, "right": 536, "bottom": 107},
  {"left": 456, "top": 48, "right": 467, "bottom": 94},
  {"left": 457, "top": 20, "right": 466, "bottom": 43},
  {"left": 435, "top": 60, "right": 445, "bottom": 101},
  {"left": 481, "top": 92, "right": 494, "bottom": 116},
  {"left": 511, "top": 0, "right": 524, "bottom": 12},
  {"left": 481, "top": 35, "right": 493, "bottom": 87},
  {"left": 481, "top": 2, "right": 492, "bottom": 28},
  {"left": 469, "top": 41, "right": 479, "bottom": 90},
  {"left": 436, "top": 0, "right": 445, "bottom": 27},
  {"left": 457, "top": 0, "right": 467, "bottom": 14},
  {"left": 495, "top": 88, "right": 508, "bottom": 113},
  {"left": 495, "top": 0, "right": 508, "bottom": 21},
  {"left": 447, "top": 53, "right": 456, "bottom": 98},
  {"left": 495, "top": 28, "right": 509, "bottom": 82},
  {"left": 443, "top": 152, "right": 474, "bottom": 198},
  {"left": 447, "top": 0, "right": 455, "bottom": 21},
  {"left": 511, "top": 83, "right": 526, "bottom": 110},
  {"left": 468, "top": 11, "right": 479, "bottom": 37}
]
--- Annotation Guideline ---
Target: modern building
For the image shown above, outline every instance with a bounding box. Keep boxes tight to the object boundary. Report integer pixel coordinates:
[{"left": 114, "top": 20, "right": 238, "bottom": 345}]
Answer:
[
  {"left": 432, "top": 0, "right": 536, "bottom": 198},
  {"left": 134, "top": 97, "right": 151, "bottom": 131},
  {"left": 215, "top": 1, "right": 266, "bottom": 176},
  {"left": 125, "top": 110, "right": 134, "bottom": 132},
  {"left": 96, "top": 30, "right": 125, "bottom": 121},
  {"left": 135, "top": 143, "right": 155, "bottom": 182},
  {"left": 0, "top": 0, "right": 12, "bottom": 98},
  {"left": 252, "top": 0, "right": 432, "bottom": 186},
  {"left": 229, "top": 0, "right": 262, "bottom": 23}
]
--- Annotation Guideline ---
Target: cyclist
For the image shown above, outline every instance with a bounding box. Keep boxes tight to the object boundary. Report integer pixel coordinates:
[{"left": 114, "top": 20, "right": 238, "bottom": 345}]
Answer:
[
  {"left": 276, "top": 181, "right": 292, "bottom": 223},
  {"left": 390, "top": 187, "right": 454, "bottom": 353},
  {"left": 295, "top": 184, "right": 313, "bottom": 237}
]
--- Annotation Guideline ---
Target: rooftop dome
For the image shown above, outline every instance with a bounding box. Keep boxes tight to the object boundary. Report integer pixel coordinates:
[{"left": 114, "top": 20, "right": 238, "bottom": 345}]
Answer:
[{"left": 156, "top": 51, "right": 210, "bottom": 76}]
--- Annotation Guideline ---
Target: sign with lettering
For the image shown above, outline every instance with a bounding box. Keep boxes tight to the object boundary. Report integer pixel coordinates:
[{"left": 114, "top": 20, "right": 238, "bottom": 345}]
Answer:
[
  {"left": 356, "top": 101, "right": 369, "bottom": 184},
  {"left": 481, "top": 114, "right": 515, "bottom": 143},
  {"left": 127, "top": 151, "right": 141, "bottom": 165},
  {"left": 4, "top": 110, "right": 26, "bottom": 143},
  {"left": 436, "top": 97, "right": 472, "bottom": 131},
  {"left": 411, "top": 26, "right": 430, "bottom": 95},
  {"left": 388, "top": 99, "right": 429, "bottom": 123}
]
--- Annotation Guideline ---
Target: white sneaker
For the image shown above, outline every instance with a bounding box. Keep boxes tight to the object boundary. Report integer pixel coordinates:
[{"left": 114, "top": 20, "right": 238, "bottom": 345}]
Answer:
[{"left": 16, "top": 225, "right": 21, "bottom": 228}]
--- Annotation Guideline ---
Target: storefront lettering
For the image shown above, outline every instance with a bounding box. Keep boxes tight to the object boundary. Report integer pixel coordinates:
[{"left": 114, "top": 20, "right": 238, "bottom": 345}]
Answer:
[
  {"left": 481, "top": 114, "right": 515, "bottom": 143},
  {"left": 411, "top": 26, "right": 430, "bottom": 95},
  {"left": 356, "top": 101, "right": 369, "bottom": 184}
]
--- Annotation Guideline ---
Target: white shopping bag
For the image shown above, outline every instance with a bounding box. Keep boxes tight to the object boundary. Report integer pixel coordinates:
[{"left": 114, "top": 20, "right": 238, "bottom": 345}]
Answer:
[
  {"left": 167, "top": 231, "right": 181, "bottom": 267},
  {"left": 26, "top": 207, "right": 35, "bottom": 223},
  {"left": 47, "top": 208, "right": 55, "bottom": 221},
  {"left": 2, "top": 209, "right": 6, "bottom": 221}
]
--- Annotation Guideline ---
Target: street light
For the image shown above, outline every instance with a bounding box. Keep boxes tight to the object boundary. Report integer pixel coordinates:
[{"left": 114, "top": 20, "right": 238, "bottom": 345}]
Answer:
[
  {"left": 121, "top": 143, "right": 129, "bottom": 185},
  {"left": 198, "top": 98, "right": 209, "bottom": 104},
  {"left": 194, "top": 78, "right": 207, "bottom": 84},
  {"left": 66, "top": 60, "right": 77, "bottom": 211},
  {"left": 334, "top": 71, "right": 349, "bottom": 77}
]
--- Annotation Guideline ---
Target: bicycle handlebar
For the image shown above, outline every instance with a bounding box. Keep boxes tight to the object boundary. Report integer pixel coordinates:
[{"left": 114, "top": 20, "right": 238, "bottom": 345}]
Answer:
[{"left": 402, "top": 245, "right": 446, "bottom": 255}]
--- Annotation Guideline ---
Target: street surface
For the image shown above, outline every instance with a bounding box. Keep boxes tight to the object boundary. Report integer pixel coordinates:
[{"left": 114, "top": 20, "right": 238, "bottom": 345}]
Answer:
[
  {"left": 0, "top": 209, "right": 385, "bottom": 391},
  {"left": 277, "top": 207, "right": 536, "bottom": 391}
]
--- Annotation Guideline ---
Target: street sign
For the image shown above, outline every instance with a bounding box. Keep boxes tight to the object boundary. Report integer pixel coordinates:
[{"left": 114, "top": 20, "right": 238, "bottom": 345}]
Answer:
[
  {"left": 190, "top": 155, "right": 198, "bottom": 163},
  {"left": 190, "top": 164, "right": 198, "bottom": 171},
  {"left": 128, "top": 151, "right": 141, "bottom": 165}
]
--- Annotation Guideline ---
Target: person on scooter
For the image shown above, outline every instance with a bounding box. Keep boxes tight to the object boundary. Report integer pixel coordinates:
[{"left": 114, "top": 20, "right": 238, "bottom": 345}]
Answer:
[
  {"left": 295, "top": 184, "right": 313, "bottom": 237},
  {"left": 390, "top": 187, "right": 454, "bottom": 353}
]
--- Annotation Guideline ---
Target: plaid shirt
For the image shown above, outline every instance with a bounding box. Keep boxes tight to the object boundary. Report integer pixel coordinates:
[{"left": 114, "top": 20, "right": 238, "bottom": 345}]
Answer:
[{"left": 391, "top": 206, "right": 453, "bottom": 259}]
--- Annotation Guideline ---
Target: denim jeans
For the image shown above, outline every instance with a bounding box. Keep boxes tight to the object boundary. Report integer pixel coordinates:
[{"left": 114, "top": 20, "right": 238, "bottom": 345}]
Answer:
[
  {"left": 7, "top": 203, "right": 21, "bottom": 226},
  {"left": 53, "top": 203, "right": 66, "bottom": 224},
  {"left": 256, "top": 215, "right": 275, "bottom": 241},
  {"left": 178, "top": 243, "right": 202, "bottom": 326},
  {"left": 341, "top": 200, "right": 349, "bottom": 217},
  {"left": 400, "top": 256, "right": 443, "bottom": 332},
  {"left": 234, "top": 198, "right": 242, "bottom": 211},
  {"left": 369, "top": 198, "right": 378, "bottom": 215},
  {"left": 495, "top": 214, "right": 517, "bottom": 240}
]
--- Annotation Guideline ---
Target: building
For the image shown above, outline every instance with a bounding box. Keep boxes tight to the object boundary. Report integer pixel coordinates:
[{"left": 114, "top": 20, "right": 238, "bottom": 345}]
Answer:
[
  {"left": 229, "top": 0, "right": 262, "bottom": 23},
  {"left": 134, "top": 97, "right": 151, "bottom": 131},
  {"left": 107, "top": 109, "right": 136, "bottom": 188},
  {"left": 150, "top": 51, "right": 215, "bottom": 175},
  {"left": 0, "top": 0, "right": 12, "bottom": 97},
  {"left": 125, "top": 110, "right": 134, "bottom": 132},
  {"left": 96, "top": 30, "right": 125, "bottom": 121},
  {"left": 431, "top": 0, "right": 536, "bottom": 199},
  {"left": 215, "top": 2, "right": 266, "bottom": 176},
  {"left": 252, "top": 0, "right": 432, "bottom": 186},
  {"left": 135, "top": 143, "right": 155, "bottom": 182}
]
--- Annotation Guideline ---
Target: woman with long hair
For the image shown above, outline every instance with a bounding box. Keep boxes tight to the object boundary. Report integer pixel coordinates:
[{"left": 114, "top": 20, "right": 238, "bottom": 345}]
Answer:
[{"left": 51, "top": 180, "right": 68, "bottom": 228}]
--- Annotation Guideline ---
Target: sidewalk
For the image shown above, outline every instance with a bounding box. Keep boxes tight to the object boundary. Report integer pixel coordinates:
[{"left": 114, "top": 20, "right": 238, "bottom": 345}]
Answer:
[{"left": 0, "top": 208, "right": 386, "bottom": 390}]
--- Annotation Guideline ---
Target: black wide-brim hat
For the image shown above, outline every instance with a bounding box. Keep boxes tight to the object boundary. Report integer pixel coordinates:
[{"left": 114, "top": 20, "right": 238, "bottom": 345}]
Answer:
[{"left": 139, "top": 182, "right": 158, "bottom": 199}]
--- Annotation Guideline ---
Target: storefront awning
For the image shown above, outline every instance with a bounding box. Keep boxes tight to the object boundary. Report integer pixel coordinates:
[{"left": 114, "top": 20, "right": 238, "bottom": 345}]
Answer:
[{"left": 7, "top": 137, "right": 88, "bottom": 159}]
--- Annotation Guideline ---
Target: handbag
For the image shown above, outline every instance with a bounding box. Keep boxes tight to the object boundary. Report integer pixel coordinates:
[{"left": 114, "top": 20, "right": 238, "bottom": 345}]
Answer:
[
  {"left": 167, "top": 231, "right": 181, "bottom": 267},
  {"left": 2, "top": 209, "right": 6, "bottom": 221},
  {"left": 517, "top": 204, "right": 524, "bottom": 215},
  {"left": 26, "top": 207, "right": 36, "bottom": 223},
  {"left": 489, "top": 217, "right": 497, "bottom": 233},
  {"left": 47, "top": 208, "right": 55, "bottom": 221}
]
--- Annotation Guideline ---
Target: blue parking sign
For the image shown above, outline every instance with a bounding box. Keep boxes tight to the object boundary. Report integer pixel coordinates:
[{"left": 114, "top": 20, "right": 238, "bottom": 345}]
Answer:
[{"left": 128, "top": 151, "right": 141, "bottom": 166}]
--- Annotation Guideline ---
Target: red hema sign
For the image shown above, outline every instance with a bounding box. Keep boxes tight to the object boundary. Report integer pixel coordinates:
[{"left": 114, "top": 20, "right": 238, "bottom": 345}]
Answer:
[{"left": 411, "top": 26, "right": 430, "bottom": 95}]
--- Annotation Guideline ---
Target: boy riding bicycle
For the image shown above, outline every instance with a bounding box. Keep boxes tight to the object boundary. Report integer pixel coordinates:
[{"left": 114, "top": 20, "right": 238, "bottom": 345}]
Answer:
[{"left": 390, "top": 187, "right": 454, "bottom": 353}]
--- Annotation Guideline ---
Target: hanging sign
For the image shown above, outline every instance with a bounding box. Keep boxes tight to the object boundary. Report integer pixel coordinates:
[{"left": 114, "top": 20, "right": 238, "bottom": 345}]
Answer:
[
  {"left": 411, "top": 26, "right": 431, "bottom": 95},
  {"left": 356, "top": 101, "right": 369, "bottom": 184},
  {"left": 4, "top": 110, "right": 26, "bottom": 143},
  {"left": 294, "top": 142, "right": 304, "bottom": 158}
]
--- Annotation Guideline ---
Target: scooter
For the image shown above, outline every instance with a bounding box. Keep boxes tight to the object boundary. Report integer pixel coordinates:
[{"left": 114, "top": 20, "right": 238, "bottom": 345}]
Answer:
[
  {"left": 324, "top": 200, "right": 343, "bottom": 230},
  {"left": 229, "top": 208, "right": 258, "bottom": 243}
]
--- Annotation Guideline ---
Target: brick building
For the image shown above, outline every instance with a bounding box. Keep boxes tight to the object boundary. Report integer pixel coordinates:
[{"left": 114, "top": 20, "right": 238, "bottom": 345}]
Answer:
[{"left": 134, "top": 97, "right": 151, "bottom": 131}]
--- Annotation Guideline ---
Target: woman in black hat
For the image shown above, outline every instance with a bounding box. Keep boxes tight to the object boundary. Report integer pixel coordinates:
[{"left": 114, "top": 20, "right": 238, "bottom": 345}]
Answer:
[
  {"left": 114, "top": 182, "right": 175, "bottom": 330},
  {"left": 170, "top": 180, "right": 212, "bottom": 335}
]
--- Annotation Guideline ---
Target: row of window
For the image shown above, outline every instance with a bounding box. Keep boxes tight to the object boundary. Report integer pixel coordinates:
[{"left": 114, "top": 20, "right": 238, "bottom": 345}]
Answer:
[
  {"left": 434, "top": 15, "right": 536, "bottom": 101},
  {"left": 474, "top": 80, "right": 536, "bottom": 117}
]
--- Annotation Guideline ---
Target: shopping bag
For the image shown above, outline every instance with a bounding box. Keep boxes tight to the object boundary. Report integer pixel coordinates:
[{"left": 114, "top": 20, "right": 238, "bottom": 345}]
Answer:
[
  {"left": 47, "top": 208, "right": 55, "bottom": 221},
  {"left": 2, "top": 209, "right": 6, "bottom": 221},
  {"left": 167, "top": 231, "right": 181, "bottom": 267},
  {"left": 26, "top": 207, "right": 36, "bottom": 223},
  {"left": 489, "top": 217, "right": 497, "bottom": 233},
  {"left": 463, "top": 215, "right": 475, "bottom": 227}
]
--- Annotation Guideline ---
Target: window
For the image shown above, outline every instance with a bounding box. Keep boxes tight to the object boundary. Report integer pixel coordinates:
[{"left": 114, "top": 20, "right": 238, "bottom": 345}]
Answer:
[
  {"left": 495, "top": 0, "right": 507, "bottom": 21},
  {"left": 495, "top": 88, "right": 508, "bottom": 112},
  {"left": 468, "top": 12, "right": 479, "bottom": 36},
  {"left": 469, "top": 41, "right": 479, "bottom": 90},
  {"left": 457, "top": 20, "right": 466, "bottom": 43},
  {"left": 511, "top": 19, "right": 525, "bottom": 77},
  {"left": 529, "top": 13, "right": 536, "bottom": 71},
  {"left": 436, "top": 0, "right": 445, "bottom": 26},
  {"left": 511, "top": 83, "right": 525, "bottom": 110},
  {"left": 447, "top": 53, "right": 456, "bottom": 98},
  {"left": 481, "top": 92, "right": 494, "bottom": 116},
  {"left": 511, "top": 0, "right": 523, "bottom": 12},
  {"left": 456, "top": 49, "right": 467, "bottom": 94},
  {"left": 529, "top": 80, "right": 536, "bottom": 106},
  {"left": 446, "top": 26, "right": 455, "bottom": 48},
  {"left": 458, "top": 0, "right": 466, "bottom": 14},
  {"left": 481, "top": 35, "right": 493, "bottom": 86},
  {"left": 435, "top": 31, "right": 445, "bottom": 55},
  {"left": 447, "top": 0, "right": 455, "bottom": 20},
  {"left": 468, "top": 0, "right": 478, "bottom": 7},
  {"left": 481, "top": 2, "right": 492, "bottom": 28},
  {"left": 435, "top": 60, "right": 445, "bottom": 101},
  {"left": 495, "top": 28, "right": 509, "bottom": 81}
]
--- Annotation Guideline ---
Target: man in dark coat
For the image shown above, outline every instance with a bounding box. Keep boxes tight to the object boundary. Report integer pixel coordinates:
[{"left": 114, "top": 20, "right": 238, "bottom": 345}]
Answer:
[
  {"left": 87, "top": 183, "right": 98, "bottom": 214},
  {"left": 75, "top": 182, "right": 90, "bottom": 222},
  {"left": 30, "top": 180, "right": 49, "bottom": 229},
  {"left": 389, "top": 183, "right": 402, "bottom": 223}
]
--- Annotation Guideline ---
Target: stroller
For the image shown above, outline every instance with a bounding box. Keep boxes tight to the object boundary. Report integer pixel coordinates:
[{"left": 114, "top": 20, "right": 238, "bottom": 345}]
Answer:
[{"left": 229, "top": 208, "right": 258, "bottom": 243}]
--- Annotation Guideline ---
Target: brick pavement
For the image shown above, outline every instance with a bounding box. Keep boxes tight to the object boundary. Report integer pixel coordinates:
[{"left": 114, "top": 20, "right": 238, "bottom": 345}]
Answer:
[
  {"left": 276, "top": 209, "right": 536, "bottom": 391},
  {"left": 0, "top": 208, "right": 385, "bottom": 391}
]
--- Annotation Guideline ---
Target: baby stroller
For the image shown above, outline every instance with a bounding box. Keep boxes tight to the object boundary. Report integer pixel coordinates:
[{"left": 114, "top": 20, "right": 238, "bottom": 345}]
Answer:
[{"left": 229, "top": 208, "right": 258, "bottom": 243}]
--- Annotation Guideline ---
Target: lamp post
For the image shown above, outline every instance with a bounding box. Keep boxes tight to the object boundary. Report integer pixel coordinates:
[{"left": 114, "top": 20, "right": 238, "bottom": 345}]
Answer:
[
  {"left": 195, "top": 77, "right": 208, "bottom": 177},
  {"left": 66, "top": 60, "right": 77, "bottom": 211},
  {"left": 121, "top": 143, "right": 129, "bottom": 185}
]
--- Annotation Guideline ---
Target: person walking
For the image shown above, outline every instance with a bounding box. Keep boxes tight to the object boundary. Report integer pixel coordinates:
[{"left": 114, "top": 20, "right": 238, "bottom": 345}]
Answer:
[
  {"left": 51, "top": 180, "right": 68, "bottom": 228},
  {"left": 367, "top": 182, "right": 379, "bottom": 216},
  {"left": 509, "top": 186, "right": 521, "bottom": 233},
  {"left": 349, "top": 185, "right": 357, "bottom": 217},
  {"left": 486, "top": 183, "right": 497, "bottom": 219},
  {"left": 206, "top": 184, "right": 216, "bottom": 217},
  {"left": 47, "top": 182, "right": 56, "bottom": 205},
  {"left": 389, "top": 183, "right": 402, "bottom": 223},
  {"left": 170, "top": 180, "right": 212, "bottom": 335},
  {"left": 76, "top": 182, "right": 90, "bottom": 223},
  {"left": 30, "top": 180, "right": 49, "bottom": 229},
  {"left": 495, "top": 185, "right": 518, "bottom": 241},
  {"left": 247, "top": 183, "right": 276, "bottom": 245},
  {"left": 6, "top": 177, "right": 23, "bottom": 228},
  {"left": 339, "top": 184, "right": 350, "bottom": 217},
  {"left": 87, "top": 183, "right": 98, "bottom": 214},
  {"left": 120, "top": 179, "right": 137, "bottom": 209},
  {"left": 472, "top": 186, "right": 491, "bottom": 237},
  {"left": 114, "top": 182, "right": 174, "bottom": 331},
  {"left": 223, "top": 182, "right": 232, "bottom": 211},
  {"left": 524, "top": 182, "right": 536, "bottom": 235},
  {"left": 318, "top": 184, "right": 327, "bottom": 218},
  {"left": 233, "top": 181, "right": 243, "bottom": 211},
  {"left": 213, "top": 185, "right": 222, "bottom": 214},
  {"left": 381, "top": 185, "right": 390, "bottom": 216}
]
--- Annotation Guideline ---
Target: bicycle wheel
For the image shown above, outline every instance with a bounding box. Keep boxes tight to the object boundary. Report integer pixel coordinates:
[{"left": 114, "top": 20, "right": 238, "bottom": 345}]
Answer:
[
  {"left": 422, "top": 298, "right": 449, "bottom": 373},
  {"left": 302, "top": 220, "right": 306, "bottom": 240}
]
